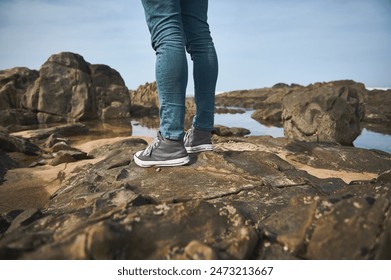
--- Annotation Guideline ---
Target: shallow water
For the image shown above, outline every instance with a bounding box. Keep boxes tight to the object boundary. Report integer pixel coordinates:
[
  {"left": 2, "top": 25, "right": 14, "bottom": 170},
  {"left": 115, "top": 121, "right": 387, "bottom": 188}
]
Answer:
[{"left": 130, "top": 110, "right": 391, "bottom": 154}]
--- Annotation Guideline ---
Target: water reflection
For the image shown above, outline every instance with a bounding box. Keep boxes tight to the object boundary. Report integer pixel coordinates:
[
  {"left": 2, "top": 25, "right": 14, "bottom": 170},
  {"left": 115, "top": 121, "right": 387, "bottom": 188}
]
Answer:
[{"left": 74, "top": 111, "right": 391, "bottom": 154}]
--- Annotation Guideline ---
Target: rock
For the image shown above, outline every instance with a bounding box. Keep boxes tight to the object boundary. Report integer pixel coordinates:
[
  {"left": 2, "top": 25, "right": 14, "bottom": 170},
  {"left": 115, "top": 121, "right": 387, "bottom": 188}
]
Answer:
[
  {"left": 183, "top": 240, "right": 218, "bottom": 260},
  {"left": 101, "top": 102, "right": 130, "bottom": 120},
  {"left": 12, "top": 123, "right": 89, "bottom": 142},
  {"left": 22, "top": 52, "right": 93, "bottom": 121},
  {"left": 44, "top": 133, "right": 69, "bottom": 148},
  {"left": 3, "top": 209, "right": 42, "bottom": 235},
  {"left": 128, "top": 81, "right": 208, "bottom": 129},
  {"left": 0, "top": 151, "right": 19, "bottom": 184},
  {"left": 129, "top": 82, "right": 159, "bottom": 116},
  {"left": 36, "top": 112, "right": 66, "bottom": 124},
  {"left": 215, "top": 86, "right": 289, "bottom": 110},
  {"left": 282, "top": 80, "right": 366, "bottom": 145},
  {"left": 90, "top": 64, "right": 130, "bottom": 119},
  {"left": 22, "top": 52, "right": 130, "bottom": 123},
  {"left": 0, "top": 131, "right": 41, "bottom": 155},
  {"left": 0, "top": 67, "right": 39, "bottom": 110},
  {"left": 261, "top": 197, "right": 317, "bottom": 254},
  {"left": 364, "top": 89, "right": 391, "bottom": 134},
  {"left": 0, "top": 133, "right": 390, "bottom": 260},
  {"left": 306, "top": 184, "right": 391, "bottom": 259},
  {"left": 0, "top": 109, "right": 37, "bottom": 129},
  {"left": 215, "top": 107, "right": 246, "bottom": 114},
  {"left": 50, "top": 150, "right": 91, "bottom": 166},
  {"left": 51, "top": 142, "right": 77, "bottom": 152},
  {"left": 251, "top": 107, "right": 282, "bottom": 127},
  {"left": 214, "top": 125, "right": 250, "bottom": 137}
]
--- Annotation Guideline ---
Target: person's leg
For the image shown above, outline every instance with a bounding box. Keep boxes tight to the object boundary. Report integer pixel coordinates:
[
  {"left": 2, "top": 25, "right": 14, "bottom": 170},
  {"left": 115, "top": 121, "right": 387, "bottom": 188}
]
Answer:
[
  {"left": 141, "top": 0, "right": 188, "bottom": 140},
  {"left": 180, "top": 0, "right": 218, "bottom": 132},
  {"left": 135, "top": 0, "right": 189, "bottom": 167}
]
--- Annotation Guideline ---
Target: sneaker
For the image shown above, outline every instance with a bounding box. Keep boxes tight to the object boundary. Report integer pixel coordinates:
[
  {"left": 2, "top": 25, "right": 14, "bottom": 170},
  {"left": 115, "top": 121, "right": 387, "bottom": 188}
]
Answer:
[
  {"left": 134, "top": 132, "right": 190, "bottom": 167},
  {"left": 184, "top": 126, "right": 213, "bottom": 153}
]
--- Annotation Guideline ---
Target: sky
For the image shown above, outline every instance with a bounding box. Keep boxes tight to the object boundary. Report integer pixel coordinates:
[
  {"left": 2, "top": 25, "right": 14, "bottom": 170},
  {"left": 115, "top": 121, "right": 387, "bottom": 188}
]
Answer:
[{"left": 0, "top": 0, "right": 390, "bottom": 93}]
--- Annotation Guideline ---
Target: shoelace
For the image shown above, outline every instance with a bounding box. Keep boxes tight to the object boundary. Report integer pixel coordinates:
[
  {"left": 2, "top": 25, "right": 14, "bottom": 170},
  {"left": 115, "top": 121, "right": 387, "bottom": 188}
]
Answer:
[
  {"left": 142, "top": 137, "right": 160, "bottom": 156},
  {"left": 183, "top": 128, "right": 193, "bottom": 144}
]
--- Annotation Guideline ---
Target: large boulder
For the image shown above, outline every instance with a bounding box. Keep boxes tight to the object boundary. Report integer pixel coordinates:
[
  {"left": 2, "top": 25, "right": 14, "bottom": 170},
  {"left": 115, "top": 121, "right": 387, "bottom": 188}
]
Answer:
[
  {"left": 0, "top": 67, "right": 39, "bottom": 110},
  {"left": 90, "top": 64, "right": 130, "bottom": 120},
  {"left": 282, "top": 80, "right": 366, "bottom": 145},
  {"left": 0, "top": 68, "right": 40, "bottom": 128},
  {"left": 22, "top": 52, "right": 130, "bottom": 123}
]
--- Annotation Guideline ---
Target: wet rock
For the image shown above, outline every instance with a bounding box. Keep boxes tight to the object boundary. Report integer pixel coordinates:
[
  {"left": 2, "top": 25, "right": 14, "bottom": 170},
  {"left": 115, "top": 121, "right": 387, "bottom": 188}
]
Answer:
[
  {"left": 214, "top": 125, "right": 250, "bottom": 137},
  {"left": 215, "top": 107, "right": 245, "bottom": 114},
  {"left": 282, "top": 80, "right": 366, "bottom": 145}
]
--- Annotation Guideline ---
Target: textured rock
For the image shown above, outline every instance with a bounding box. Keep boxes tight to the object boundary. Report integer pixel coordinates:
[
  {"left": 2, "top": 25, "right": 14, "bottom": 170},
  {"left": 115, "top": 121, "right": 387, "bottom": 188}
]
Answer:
[
  {"left": 101, "top": 102, "right": 130, "bottom": 120},
  {"left": 0, "top": 109, "right": 38, "bottom": 129},
  {"left": 282, "top": 80, "right": 366, "bottom": 145},
  {"left": 22, "top": 52, "right": 130, "bottom": 123},
  {"left": 0, "top": 134, "right": 390, "bottom": 260},
  {"left": 214, "top": 125, "right": 250, "bottom": 137},
  {"left": 0, "top": 131, "right": 40, "bottom": 155},
  {"left": 50, "top": 150, "right": 91, "bottom": 166},
  {"left": 11, "top": 123, "right": 89, "bottom": 142},
  {"left": 129, "top": 82, "right": 159, "bottom": 116},
  {"left": 251, "top": 107, "right": 282, "bottom": 127},
  {"left": 364, "top": 89, "right": 391, "bottom": 134},
  {"left": 0, "top": 67, "right": 39, "bottom": 110},
  {"left": 0, "top": 151, "right": 19, "bottom": 184},
  {"left": 215, "top": 84, "right": 297, "bottom": 110},
  {"left": 0, "top": 68, "right": 39, "bottom": 129},
  {"left": 129, "top": 81, "right": 196, "bottom": 128}
]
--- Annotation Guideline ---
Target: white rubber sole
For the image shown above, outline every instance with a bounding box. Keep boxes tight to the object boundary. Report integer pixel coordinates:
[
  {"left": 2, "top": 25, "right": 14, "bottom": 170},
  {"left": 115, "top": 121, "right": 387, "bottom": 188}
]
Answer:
[
  {"left": 185, "top": 144, "right": 213, "bottom": 154},
  {"left": 134, "top": 151, "right": 190, "bottom": 168}
]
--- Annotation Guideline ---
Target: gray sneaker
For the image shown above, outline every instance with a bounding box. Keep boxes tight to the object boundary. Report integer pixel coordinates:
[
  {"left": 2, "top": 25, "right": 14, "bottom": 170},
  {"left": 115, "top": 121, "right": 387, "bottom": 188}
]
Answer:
[
  {"left": 184, "top": 126, "right": 213, "bottom": 153},
  {"left": 134, "top": 132, "right": 190, "bottom": 167}
]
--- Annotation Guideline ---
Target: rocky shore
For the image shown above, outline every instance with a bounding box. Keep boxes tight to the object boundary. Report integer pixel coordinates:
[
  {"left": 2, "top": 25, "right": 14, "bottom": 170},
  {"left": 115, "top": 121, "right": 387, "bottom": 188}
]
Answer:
[{"left": 0, "top": 52, "right": 390, "bottom": 259}]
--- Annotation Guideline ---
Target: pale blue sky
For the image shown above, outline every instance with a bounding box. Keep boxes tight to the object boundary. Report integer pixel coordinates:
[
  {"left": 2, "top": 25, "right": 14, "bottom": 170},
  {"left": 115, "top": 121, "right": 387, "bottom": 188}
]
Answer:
[{"left": 1, "top": 0, "right": 390, "bottom": 92}]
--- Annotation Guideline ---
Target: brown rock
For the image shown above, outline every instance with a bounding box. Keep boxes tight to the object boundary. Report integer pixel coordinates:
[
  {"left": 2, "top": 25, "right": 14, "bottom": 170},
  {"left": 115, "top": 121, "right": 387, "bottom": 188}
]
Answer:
[
  {"left": 282, "top": 80, "right": 366, "bottom": 145},
  {"left": 22, "top": 52, "right": 130, "bottom": 123}
]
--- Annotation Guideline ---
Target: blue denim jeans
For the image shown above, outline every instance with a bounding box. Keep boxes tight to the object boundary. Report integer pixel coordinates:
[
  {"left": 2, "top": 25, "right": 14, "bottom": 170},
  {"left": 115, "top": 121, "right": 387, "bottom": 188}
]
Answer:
[{"left": 141, "top": 0, "right": 218, "bottom": 140}]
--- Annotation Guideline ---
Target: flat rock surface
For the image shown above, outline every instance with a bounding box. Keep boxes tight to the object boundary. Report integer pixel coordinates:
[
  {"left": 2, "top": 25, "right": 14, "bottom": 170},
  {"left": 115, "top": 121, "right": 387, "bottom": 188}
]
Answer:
[{"left": 0, "top": 133, "right": 390, "bottom": 259}]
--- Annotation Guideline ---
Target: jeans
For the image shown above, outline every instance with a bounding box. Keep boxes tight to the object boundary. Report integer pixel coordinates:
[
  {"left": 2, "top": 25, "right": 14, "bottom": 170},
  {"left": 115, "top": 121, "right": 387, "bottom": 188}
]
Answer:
[{"left": 141, "top": 0, "right": 218, "bottom": 140}]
